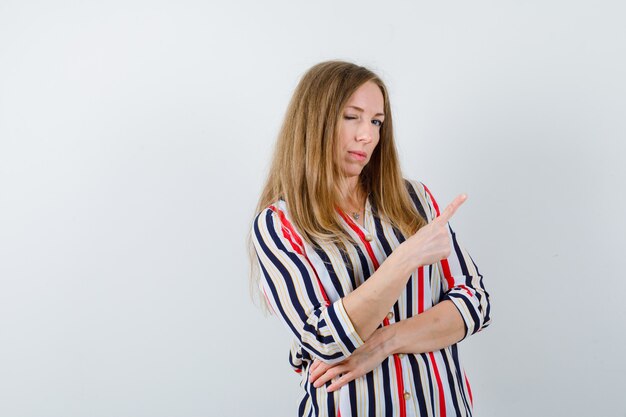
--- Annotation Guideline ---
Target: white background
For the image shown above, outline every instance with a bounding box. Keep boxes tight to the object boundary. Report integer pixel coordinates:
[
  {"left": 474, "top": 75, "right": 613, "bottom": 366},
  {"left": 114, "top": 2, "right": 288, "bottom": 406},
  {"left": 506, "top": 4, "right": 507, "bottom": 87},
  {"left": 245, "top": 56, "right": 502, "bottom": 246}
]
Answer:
[{"left": 1, "top": 1, "right": 625, "bottom": 416}]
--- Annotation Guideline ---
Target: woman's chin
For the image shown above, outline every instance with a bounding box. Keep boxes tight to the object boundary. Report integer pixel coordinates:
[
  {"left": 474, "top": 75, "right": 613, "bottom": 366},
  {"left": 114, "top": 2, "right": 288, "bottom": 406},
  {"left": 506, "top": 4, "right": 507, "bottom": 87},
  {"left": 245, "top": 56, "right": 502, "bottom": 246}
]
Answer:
[
  {"left": 342, "top": 164, "right": 367, "bottom": 177},
  {"left": 342, "top": 170, "right": 364, "bottom": 179}
]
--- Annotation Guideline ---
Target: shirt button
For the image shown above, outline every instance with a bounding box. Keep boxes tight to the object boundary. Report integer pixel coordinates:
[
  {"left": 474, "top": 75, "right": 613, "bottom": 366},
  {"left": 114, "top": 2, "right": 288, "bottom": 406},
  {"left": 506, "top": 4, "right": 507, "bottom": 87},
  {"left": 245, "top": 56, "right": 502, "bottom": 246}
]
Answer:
[
  {"left": 386, "top": 312, "right": 394, "bottom": 320},
  {"left": 404, "top": 392, "right": 411, "bottom": 400},
  {"left": 398, "top": 353, "right": 405, "bottom": 358},
  {"left": 365, "top": 234, "right": 373, "bottom": 241}
]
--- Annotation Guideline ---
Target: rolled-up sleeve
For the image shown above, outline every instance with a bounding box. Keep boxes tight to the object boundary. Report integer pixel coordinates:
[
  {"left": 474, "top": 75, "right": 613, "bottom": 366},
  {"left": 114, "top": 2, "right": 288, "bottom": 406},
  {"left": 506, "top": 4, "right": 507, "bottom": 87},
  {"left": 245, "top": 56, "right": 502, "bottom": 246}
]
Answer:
[{"left": 252, "top": 207, "right": 365, "bottom": 364}]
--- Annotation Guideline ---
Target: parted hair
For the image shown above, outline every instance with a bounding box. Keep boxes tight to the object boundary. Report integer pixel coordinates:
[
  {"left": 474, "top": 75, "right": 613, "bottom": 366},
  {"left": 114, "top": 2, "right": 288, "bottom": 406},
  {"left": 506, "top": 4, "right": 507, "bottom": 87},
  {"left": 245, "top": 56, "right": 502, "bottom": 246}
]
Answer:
[{"left": 248, "top": 60, "right": 426, "bottom": 309}]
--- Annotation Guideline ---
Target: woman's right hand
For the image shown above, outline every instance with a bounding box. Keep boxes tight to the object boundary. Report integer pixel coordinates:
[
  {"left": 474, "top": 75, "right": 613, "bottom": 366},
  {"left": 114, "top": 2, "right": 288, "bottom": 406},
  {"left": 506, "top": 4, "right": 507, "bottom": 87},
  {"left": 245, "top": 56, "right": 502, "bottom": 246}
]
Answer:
[{"left": 398, "top": 194, "right": 468, "bottom": 271}]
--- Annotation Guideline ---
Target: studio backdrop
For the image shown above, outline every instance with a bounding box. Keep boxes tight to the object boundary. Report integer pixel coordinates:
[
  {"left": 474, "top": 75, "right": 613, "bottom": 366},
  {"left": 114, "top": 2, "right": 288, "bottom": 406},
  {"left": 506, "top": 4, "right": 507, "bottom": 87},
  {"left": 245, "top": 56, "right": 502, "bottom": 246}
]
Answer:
[{"left": 0, "top": 1, "right": 624, "bottom": 416}]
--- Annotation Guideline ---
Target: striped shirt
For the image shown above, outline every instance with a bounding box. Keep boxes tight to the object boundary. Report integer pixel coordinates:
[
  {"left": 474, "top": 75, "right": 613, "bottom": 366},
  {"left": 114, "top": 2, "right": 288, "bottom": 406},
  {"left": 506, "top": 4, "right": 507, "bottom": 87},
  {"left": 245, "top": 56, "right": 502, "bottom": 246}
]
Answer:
[{"left": 251, "top": 179, "right": 491, "bottom": 417}]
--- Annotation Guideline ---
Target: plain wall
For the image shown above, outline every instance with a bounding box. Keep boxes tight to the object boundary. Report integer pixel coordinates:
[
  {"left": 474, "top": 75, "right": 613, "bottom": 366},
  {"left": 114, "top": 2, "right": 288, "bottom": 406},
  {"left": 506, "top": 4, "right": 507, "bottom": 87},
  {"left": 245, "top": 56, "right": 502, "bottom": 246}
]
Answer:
[{"left": 1, "top": 1, "right": 625, "bottom": 416}]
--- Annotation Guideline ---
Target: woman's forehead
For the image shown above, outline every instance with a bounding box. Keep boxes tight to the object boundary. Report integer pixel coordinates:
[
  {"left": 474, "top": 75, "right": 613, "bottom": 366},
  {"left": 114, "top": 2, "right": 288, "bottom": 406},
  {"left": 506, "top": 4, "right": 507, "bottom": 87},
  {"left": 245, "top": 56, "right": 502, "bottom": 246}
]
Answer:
[{"left": 345, "top": 82, "right": 385, "bottom": 115}]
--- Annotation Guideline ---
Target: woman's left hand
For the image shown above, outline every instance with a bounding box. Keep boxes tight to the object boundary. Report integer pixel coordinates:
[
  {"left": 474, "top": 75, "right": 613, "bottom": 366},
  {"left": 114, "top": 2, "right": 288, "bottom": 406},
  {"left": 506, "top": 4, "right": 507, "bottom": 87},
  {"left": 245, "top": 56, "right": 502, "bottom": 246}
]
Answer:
[{"left": 309, "top": 325, "right": 393, "bottom": 392}]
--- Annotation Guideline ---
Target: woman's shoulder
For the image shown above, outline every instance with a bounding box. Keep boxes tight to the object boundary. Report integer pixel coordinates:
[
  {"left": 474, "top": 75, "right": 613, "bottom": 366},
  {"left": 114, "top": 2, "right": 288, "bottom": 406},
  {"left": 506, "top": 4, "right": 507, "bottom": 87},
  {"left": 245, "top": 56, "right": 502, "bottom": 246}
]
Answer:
[
  {"left": 254, "top": 197, "right": 283, "bottom": 218},
  {"left": 402, "top": 177, "right": 438, "bottom": 222},
  {"left": 255, "top": 198, "right": 288, "bottom": 218},
  {"left": 253, "top": 199, "right": 310, "bottom": 255},
  {"left": 253, "top": 199, "right": 294, "bottom": 235},
  {"left": 403, "top": 177, "right": 425, "bottom": 194}
]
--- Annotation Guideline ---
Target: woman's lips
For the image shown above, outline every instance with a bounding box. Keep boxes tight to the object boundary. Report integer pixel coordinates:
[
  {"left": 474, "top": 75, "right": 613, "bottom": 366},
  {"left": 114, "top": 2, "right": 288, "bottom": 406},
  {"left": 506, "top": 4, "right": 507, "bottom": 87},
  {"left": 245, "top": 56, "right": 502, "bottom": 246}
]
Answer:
[{"left": 348, "top": 151, "right": 367, "bottom": 161}]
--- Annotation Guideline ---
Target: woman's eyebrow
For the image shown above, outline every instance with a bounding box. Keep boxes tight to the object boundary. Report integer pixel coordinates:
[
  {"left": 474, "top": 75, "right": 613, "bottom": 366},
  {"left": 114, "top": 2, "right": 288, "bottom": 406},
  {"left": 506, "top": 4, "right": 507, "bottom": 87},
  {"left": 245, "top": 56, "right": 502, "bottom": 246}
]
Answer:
[{"left": 346, "top": 105, "right": 385, "bottom": 117}]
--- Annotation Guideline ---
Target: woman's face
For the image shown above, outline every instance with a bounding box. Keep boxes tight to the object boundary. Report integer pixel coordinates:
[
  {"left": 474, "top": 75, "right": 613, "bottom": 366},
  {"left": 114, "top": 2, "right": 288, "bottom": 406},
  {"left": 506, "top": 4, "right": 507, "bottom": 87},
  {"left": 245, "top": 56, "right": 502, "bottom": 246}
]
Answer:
[{"left": 336, "top": 80, "right": 385, "bottom": 181}]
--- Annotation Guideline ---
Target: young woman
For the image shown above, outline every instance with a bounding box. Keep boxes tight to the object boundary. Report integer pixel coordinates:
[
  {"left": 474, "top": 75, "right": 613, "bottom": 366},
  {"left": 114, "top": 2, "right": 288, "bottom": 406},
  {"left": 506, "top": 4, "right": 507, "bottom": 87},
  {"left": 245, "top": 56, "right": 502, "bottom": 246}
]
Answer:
[{"left": 249, "top": 60, "right": 491, "bottom": 417}]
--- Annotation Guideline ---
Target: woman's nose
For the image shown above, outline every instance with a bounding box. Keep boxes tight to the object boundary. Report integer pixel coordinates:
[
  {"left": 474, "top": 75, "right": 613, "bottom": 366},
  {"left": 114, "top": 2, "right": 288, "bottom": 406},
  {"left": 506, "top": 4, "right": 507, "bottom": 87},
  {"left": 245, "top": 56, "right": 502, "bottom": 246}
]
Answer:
[{"left": 356, "top": 121, "right": 374, "bottom": 142}]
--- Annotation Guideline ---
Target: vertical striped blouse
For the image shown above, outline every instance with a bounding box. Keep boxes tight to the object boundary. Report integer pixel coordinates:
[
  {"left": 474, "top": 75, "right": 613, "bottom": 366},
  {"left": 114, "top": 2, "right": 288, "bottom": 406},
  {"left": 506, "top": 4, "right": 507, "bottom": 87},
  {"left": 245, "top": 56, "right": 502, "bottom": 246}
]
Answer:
[{"left": 251, "top": 179, "right": 491, "bottom": 417}]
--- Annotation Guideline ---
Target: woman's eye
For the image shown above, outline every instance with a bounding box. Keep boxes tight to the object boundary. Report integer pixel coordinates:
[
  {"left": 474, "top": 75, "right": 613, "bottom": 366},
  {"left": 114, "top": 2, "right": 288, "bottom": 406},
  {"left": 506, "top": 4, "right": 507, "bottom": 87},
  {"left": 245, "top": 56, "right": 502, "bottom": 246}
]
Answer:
[
  {"left": 372, "top": 119, "right": 383, "bottom": 127},
  {"left": 344, "top": 115, "right": 357, "bottom": 120}
]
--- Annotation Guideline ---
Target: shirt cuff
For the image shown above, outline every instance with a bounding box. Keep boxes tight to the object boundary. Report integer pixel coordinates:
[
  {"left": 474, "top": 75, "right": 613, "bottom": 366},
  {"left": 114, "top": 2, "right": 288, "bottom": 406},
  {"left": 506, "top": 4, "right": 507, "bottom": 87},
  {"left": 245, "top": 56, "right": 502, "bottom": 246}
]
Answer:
[
  {"left": 322, "top": 298, "right": 365, "bottom": 358},
  {"left": 443, "top": 291, "right": 481, "bottom": 340}
]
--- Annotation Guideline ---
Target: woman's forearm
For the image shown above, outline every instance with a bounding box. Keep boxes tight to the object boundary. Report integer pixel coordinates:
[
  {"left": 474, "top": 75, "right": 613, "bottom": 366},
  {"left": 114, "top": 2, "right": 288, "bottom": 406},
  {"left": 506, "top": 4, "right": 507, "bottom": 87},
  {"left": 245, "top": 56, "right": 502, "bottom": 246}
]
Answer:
[
  {"left": 385, "top": 300, "right": 466, "bottom": 355},
  {"left": 341, "top": 245, "right": 415, "bottom": 342}
]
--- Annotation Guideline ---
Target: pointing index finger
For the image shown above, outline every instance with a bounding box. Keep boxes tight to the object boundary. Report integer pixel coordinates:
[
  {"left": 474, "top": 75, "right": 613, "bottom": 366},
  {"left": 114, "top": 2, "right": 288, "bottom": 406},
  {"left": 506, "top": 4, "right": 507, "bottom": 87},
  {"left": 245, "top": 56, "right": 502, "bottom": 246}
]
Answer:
[{"left": 437, "top": 193, "right": 468, "bottom": 224}]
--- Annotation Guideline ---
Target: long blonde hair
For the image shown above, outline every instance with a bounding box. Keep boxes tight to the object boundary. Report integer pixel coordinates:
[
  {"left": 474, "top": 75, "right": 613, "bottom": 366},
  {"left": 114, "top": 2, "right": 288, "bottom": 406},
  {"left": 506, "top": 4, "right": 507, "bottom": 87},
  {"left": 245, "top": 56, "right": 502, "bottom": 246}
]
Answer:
[{"left": 248, "top": 60, "right": 426, "bottom": 309}]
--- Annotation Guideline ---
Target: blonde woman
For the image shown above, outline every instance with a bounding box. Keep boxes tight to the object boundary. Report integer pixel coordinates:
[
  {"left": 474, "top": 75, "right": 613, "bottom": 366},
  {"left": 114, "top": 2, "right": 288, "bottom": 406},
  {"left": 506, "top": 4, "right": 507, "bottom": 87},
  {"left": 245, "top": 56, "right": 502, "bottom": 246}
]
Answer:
[{"left": 249, "top": 60, "right": 491, "bottom": 417}]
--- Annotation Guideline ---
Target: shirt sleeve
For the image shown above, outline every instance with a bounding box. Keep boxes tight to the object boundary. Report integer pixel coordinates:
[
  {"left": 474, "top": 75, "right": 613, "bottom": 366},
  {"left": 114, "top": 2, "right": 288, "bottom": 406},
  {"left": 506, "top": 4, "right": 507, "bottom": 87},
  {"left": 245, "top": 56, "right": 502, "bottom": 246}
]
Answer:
[
  {"left": 409, "top": 180, "right": 492, "bottom": 340},
  {"left": 251, "top": 207, "right": 365, "bottom": 364},
  {"left": 439, "top": 222, "right": 492, "bottom": 340}
]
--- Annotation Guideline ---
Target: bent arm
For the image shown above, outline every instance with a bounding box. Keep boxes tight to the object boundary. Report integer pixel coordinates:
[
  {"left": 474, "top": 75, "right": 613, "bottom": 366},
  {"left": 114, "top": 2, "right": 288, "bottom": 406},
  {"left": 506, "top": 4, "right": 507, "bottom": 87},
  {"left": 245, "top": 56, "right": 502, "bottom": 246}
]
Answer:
[
  {"left": 341, "top": 193, "right": 468, "bottom": 345},
  {"left": 253, "top": 208, "right": 365, "bottom": 365},
  {"left": 385, "top": 226, "right": 491, "bottom": 354},
  {"left": 309, "top": 300, "right": 466, "bottom": 391}
]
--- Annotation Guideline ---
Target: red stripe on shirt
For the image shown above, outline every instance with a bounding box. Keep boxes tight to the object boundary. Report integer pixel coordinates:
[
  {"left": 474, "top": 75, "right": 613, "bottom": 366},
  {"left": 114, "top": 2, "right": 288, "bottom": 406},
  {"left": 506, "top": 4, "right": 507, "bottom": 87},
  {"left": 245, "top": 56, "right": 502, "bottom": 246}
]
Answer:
[
  {"left": 458, "top": 284, "right": 474, "bottom": 298},
  {"left": 393, "top": 352, "right": 407, "bottom": 417},
  {"left": 269, "top": 205, "right": 330, "bottom": 306},
  {"left": 422, "top": 184, "right": 440, "bottom": 216},
  {"left": 428, "top": 351, "right": 447, "bottom": 417},
  {"left": 421, "top": 185, "right": 457, "bottom": 291},
  {"left": 417, "top": 266, "right": 424, "bottom": 314},
  {"left": 440, "top": 259, "right": 456, "bottom": 293},
  {"left": 465, "top": 372, "right": 474, "bottom": 407},
  {"left": 271, "top": 205, "right": 305, "bottom": 253}
]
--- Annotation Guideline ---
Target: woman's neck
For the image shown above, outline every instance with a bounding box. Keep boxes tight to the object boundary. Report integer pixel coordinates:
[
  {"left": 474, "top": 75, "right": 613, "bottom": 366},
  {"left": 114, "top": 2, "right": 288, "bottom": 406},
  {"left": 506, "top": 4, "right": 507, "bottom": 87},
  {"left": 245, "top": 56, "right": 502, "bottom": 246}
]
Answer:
[{"left": 340, "top": 177, "right": 367, "bottom": 212}]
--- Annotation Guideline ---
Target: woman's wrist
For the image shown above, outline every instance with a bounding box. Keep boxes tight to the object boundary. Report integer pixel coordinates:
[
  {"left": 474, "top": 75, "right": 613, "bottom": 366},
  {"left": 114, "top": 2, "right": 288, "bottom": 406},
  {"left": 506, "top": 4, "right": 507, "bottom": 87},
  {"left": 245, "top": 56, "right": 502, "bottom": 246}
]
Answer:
[
  {"left": 381, "top": 321, "right": 401, "bottom": 356},
  {"left": 390, "top": 242, "right": 421, "bottom": 276}
]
